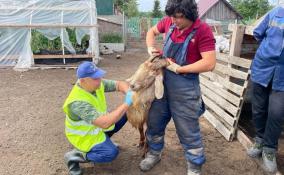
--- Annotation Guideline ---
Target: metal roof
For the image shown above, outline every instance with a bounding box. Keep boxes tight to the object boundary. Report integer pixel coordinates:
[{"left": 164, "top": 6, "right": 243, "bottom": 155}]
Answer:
[{"left": 197, "top": 0, "right": 243, "bottom": 19}]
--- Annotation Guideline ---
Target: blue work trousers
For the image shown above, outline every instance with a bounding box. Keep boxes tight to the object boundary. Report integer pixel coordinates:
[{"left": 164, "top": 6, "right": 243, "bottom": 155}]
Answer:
[
  {"left": 251, "top": 81, "right": 284, "bottom": 152},
  {"left": 86, "top": 115, "right": 127, "bottom": 163},
  {"left": 146, "top": 70, "right": 206, "bottom": 166}
]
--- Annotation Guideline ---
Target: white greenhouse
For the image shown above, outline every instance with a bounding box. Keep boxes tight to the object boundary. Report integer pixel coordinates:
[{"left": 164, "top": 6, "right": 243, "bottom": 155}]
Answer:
[{"left": 0, "top": 0, "right": 100, "bottom": 70}]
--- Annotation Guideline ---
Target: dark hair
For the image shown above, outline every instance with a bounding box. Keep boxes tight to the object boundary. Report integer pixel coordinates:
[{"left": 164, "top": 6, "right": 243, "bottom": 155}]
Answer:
[{"left": 165, "top": 0, "right": 199, "bottom": 22}]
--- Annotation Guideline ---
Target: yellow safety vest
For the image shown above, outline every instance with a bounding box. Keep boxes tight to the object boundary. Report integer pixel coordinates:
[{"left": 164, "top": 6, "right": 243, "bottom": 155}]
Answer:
[{"left": 63, "top": 83, "right": 114, "bottom": 152}]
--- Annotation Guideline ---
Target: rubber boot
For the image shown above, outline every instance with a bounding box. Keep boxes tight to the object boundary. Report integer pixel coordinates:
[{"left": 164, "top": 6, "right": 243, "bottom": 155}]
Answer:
[
  {"left": 64, "top": 149, "right": 89, "bottom": 175},
  {"left": 187, "top": 161, "right": 201, "bottom": 175},
  {"left": 247, "top": 142, "right": 263, "bottom": 158},
  {"left": 262, "top": 149, "right": 277, "bottom": 173},
  {"left": 139, "top": 150, "right": 161, "bottom": 171}
]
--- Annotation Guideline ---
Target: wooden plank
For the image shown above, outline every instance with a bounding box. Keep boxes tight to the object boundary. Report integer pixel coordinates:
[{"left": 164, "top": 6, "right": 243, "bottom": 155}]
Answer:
[
  {"left": 228, "top": 23, "right": 234, "bottom": 32},
  {"left": 0, "top": 55, "right": 19, "bottom": 60},
  {"left": 204, "top": 110, "right": 232, "bottom": 141},
  {"left": 0, "top": 24, "right": 98, "bottom": 28},
  {"left": 215, "top": 62, "right": 249, "bottom": 80},
  {"left": 229, "top": 24, "right": 245, "bottom": 57},
  {"left": 201, "top": 84, "right": 239, "bottom": 116},
  {"left": 0, "top": 7, "right": 93, "bottom": 11},
  {"left": 244, "top": 25, "right": 255, "bottom": 36},
  {"left": 33, "top": 54, "right": 93, "bottom": 59},
  {"left": 202, "top": 95, "right": 236, "bottom": 127},
  {"left": 236, "top": 129, "right": 252, "bottom": 150},
  {"left": 231, "top": 80, "right": 250, "bottom": 135},
  {"left": 0, "top": 65, "right": 14, "bottom": 69},
  {"left": 0, "top": 54, "right": 93, "bottom": 60},
  {"left": 200, "top": 76, "right": 241, "bottom": 106},
  {"left": 201, "top": 72, "right": 245, "bottom": 96},
  {"left": 217, "top": 53, "right": 252, "bottom": 69},
  {"left": 31, "top": 65, "right": 77, "bottom": 70}
]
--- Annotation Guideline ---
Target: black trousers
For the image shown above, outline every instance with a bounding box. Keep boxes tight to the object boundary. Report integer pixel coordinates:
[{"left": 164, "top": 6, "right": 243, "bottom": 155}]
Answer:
[{"left": 251, "top": 81, "right": 284, "bottom": 150}]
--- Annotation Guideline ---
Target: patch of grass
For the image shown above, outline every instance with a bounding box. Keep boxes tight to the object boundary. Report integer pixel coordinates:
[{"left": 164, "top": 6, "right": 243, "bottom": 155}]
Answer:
[{"left": 100, "top": 33, "right": 123, "bottom": 43}]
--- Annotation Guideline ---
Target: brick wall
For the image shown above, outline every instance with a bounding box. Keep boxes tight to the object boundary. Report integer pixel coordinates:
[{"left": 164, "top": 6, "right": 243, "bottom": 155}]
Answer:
[{"left": 97, "top": 16, "right": 124, "bottom": 42}]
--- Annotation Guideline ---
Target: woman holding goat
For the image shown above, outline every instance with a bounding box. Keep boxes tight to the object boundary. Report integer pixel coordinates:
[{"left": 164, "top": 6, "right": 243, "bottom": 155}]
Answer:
[{"left": 140, "top": 0, "right": 216, "bottom": 175}]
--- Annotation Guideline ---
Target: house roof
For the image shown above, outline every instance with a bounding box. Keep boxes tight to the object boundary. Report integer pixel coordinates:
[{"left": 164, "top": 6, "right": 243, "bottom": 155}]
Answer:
[
  {"left": 98, "top": 15, "right": 123, "bottom": 25},
  {"left": 197, "top": 0, "right": 243, "bottom": 19}
]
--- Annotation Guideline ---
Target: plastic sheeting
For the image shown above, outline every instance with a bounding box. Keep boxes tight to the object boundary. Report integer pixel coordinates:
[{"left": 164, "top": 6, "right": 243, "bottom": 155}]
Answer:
[
  {"left": 0, "top": 0, "right": 99, "bottom": 69},
  {"left": 215, "top": 35, "right": 230, "bottom": 54}
]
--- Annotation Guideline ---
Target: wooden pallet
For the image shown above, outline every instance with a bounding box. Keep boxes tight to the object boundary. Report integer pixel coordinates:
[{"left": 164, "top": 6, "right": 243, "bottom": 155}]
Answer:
[
  {"left": 202, "top": 24, "right": 253, "bottom": 141},
  {"left": 201, "top": 52, "right": 252, "bottom": 141}
]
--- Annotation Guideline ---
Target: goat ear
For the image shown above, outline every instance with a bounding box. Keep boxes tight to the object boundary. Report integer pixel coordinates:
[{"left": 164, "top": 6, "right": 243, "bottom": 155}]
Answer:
[
  {"left": 154, "top": 73, "right": 164, "bottom": 99},
  {"left": 148, "top": 55, "right": 160, "bottom": 62}
]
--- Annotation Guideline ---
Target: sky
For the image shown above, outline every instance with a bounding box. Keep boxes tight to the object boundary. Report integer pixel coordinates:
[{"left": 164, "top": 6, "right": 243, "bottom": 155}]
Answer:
[
  {"left": 138, "top": 0, "right": 280, "bottom": 12},
  {"left": 138, "top": 0, "right": 167, "bottom": 12}
]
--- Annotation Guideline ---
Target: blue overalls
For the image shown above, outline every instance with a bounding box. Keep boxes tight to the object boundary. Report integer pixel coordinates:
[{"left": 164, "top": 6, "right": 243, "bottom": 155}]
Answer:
[
  {"left": 250, "top": 6, "right": 284, "bottom": 152},
  {"left": 146, "top": 25, "right": 206, "bottom": 165}
]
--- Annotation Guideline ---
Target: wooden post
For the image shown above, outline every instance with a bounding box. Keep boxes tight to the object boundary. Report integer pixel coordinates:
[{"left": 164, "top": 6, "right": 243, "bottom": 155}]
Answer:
[
  {"left": 228, "top": 24, "right": 246, "bottom": 138},
  {"left": 61, "top": 9, "right": 66, "bottom": 65},
  {"left": 29, "top": 9, "right": 34, "bottom": 66},
  {"left": 229, "top": 24, "right": 245, "bottom": 57}
]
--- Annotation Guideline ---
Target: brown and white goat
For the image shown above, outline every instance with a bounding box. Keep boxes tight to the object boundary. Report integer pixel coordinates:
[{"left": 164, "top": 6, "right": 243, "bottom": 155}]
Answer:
[{"left": 126, "top": 55, "right": 168, "bottom": 150}]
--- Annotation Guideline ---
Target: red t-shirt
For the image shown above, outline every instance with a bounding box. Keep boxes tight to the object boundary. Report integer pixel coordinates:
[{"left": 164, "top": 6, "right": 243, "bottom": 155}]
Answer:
[{"left": 157, "top": 17, "right": 215, "bottom": 64}]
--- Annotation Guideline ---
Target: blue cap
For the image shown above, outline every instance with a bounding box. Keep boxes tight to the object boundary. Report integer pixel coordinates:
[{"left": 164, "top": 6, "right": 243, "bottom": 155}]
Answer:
[{"left": 77, "top": 61, "right": 106, "bottom": 79}]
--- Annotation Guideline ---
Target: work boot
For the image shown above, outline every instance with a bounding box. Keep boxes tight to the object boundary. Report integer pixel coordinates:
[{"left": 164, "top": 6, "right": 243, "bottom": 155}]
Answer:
[
  {"left": 247, "top": 141, "right": 263, "bottom": 158},
  {"left": 139, "top": 151, "right": 161, "bottom": 171},
  {"left": 262, "top": 150, "right": 277, "bottom": 173},
  {"left": 64, "top": 149, "right": 89, "bottom": 175},
  {"left": 187, "top": 161, "right": 201, "bottom": 175}
]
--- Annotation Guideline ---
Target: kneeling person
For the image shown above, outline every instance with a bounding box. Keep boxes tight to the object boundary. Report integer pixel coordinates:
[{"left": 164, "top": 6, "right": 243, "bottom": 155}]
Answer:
[{"left": 63, "top": 61, "right": 133, "bottom": 175}]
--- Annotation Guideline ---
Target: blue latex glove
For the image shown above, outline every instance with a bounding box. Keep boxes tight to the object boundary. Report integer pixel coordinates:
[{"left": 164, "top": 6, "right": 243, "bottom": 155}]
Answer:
[{"left": 124, "top": 90, "right": 133, "bottom": 106}]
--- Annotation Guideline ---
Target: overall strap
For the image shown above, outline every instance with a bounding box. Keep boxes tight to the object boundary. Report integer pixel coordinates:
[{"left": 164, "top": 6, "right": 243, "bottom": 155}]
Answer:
[
  {"left": 164, "top": 24, "right": 176, "bottom": 45},
  {"left": 180, "top": 28, "right": 197, "bottom": 62},
  {"left": 175, "top": 28, "right": 197, "bottom": 65}
]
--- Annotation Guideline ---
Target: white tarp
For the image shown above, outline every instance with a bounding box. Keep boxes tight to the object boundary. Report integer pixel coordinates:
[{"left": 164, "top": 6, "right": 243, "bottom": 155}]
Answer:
[
  {"left": 215, "top": 35, "right": 230, "bottom": 54},
  {"left": 0, "top": 0, "right": 99, "bottom": 69}
]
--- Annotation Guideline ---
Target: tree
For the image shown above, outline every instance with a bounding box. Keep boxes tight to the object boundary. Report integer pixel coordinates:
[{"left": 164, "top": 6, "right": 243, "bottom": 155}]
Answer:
[
  {"left": 152, "top": 0, "right": 163, "bottom": 18},
  {"left": 114, "top": 0, "right": 139, "bottom": 17},
  {"left": 229, "top": 0, "right": 272, "bottom": 20},
  {"left": 114, "top": 0, "right": 129, "bottom": 12},
  {"left": 127, "top": 0, "right": 139, "bottom": 17}
]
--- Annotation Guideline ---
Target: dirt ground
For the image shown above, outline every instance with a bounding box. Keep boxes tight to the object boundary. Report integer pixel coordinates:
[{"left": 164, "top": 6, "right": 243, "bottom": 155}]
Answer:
[{"left": 0, "top": 42, "right": 283, "bottom": 175}]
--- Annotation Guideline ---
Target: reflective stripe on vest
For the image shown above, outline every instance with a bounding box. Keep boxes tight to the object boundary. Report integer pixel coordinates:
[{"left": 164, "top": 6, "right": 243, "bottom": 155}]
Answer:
[
  {"left": 63, "top": 82, "right": 114, "bottom": 152},
  {"left": 65, "top": 126, "right": 101, "bottom": 136}
]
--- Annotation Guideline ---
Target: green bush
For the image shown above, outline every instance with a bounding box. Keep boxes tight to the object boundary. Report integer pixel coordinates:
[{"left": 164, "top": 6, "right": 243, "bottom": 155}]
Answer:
[
  {"left": 66, "top": 28, "right": 90, "bottom": 50},
  {"left": 31, "top": 29, "right": 90, "bottom": 54},
  {"left": 31, "top": 30, "right": 62, "bottom": 54},
  {"left": 100, "top": 33, "right": 123, "bottom": 43}
]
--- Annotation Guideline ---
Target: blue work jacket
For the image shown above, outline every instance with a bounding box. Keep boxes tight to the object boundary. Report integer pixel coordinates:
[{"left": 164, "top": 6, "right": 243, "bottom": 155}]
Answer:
[{"left": 251, "top": 6, "right": 284, "bottom": 91}]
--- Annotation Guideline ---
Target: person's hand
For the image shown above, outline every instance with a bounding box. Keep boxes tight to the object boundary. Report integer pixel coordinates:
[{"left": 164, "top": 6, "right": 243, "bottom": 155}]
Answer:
[
  {"left": 124, "top": 90, "right": 134, "bottom": 106},
  {"left": 166, "top": 58, "right": 181, "bottom": 74},
  {"left": 147, "top": 46, "right": 161, "bottom": 56}
]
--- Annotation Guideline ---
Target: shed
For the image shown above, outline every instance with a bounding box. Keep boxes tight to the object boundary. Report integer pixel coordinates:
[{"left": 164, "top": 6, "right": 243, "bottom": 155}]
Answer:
[
  {"left": 197, "top": 0, "right": 243, "bottom": 22},
  {"left": 197, "top": 0, "right": 243, "bottom": 32}
]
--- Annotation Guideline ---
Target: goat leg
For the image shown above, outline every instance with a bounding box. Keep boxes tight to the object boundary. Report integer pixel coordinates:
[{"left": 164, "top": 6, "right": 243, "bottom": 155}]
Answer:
[
  {"left": 138, "top": 125, "right": 145, "bottom": 149},
  {"left": 142, "top": 129, "right": 148, "bottom": 158}
]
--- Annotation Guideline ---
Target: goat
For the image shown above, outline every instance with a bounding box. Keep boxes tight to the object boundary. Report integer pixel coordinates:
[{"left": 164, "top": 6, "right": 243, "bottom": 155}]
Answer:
[{"left": 126, "top": 55, "right": 168, "bottom": 152}]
